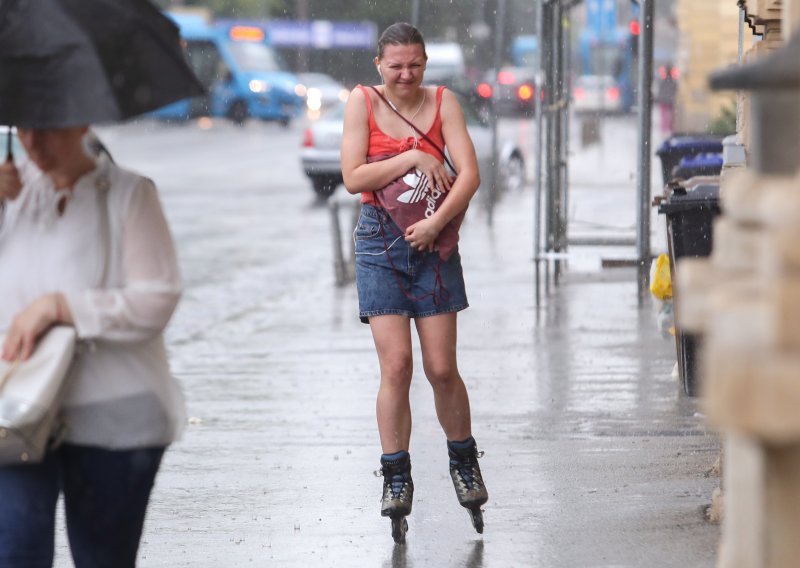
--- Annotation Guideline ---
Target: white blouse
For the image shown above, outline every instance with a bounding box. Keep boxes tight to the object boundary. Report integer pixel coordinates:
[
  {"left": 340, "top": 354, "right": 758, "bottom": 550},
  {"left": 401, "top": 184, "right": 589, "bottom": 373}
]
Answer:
[{"left": 0, "top": 156, "right": 185, "bottom": 448}]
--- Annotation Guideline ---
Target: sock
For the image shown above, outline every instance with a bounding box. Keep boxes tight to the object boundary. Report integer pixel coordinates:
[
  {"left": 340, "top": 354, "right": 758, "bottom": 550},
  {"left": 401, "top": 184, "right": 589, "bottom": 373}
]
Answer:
[{"left": 447, "top": 436, "right": 476, "bottom": 451}]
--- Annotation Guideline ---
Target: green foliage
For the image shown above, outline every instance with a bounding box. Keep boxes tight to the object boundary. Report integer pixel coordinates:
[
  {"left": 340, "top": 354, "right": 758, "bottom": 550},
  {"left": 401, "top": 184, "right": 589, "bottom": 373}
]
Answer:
[{"left": 708, "top": 101, "right": 737, "bottom": 137}]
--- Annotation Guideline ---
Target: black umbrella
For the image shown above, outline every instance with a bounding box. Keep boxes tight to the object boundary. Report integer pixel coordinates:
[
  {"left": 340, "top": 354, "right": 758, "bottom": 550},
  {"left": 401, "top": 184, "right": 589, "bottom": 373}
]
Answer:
[{"left": 0, "top": 0, "right": 204, "bottom": 129}]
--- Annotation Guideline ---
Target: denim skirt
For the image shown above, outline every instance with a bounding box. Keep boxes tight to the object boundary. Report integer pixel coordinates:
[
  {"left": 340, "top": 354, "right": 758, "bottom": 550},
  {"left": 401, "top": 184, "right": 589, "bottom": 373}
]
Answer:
[{"left": 354, "top": 204, "right": 468, "bottom": 324}]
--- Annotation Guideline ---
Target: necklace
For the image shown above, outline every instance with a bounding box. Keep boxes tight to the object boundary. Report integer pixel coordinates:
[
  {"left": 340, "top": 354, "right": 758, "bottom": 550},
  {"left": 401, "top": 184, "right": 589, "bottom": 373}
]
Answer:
[{"left": 385, "top": 88, "right": 426, "bottom": 144}]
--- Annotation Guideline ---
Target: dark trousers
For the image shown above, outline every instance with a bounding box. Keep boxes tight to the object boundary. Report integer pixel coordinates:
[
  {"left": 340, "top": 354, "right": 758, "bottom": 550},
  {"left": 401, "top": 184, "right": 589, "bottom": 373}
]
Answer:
[{"left": 0, "top": 443, "right": 165, "bottom": 568}]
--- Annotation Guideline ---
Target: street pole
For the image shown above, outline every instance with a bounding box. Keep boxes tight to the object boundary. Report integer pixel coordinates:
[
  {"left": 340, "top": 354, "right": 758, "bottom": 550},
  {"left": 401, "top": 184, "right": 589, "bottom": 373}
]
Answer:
[
  {"left": 411, "top": 0, "right": 420, "bottom": 28},
  {"left": 636, "top": 0, "right": 654, "bottom": 299},
  {"left": 533, "top": 0, "right": 545, "bottom": 298},
  {"left": 489, "top": 0, "right": 507, "bottom": 226}
]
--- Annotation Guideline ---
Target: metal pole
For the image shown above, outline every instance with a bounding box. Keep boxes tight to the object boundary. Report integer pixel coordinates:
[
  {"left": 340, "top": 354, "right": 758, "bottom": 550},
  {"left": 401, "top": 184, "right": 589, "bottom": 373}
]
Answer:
[
  {"left": 559, "top": 7, "right": 571, "bottom": 266},
  {"left": 489, "top": 0, "right": 507, "bottom": 226},
  {"left": 533, "top": 0, "right": 546, "bottom": 305},
  {"left": 552, "top": 2, "right": 564, "bottom": 283},
  {"left": 411, "top": 0, "right": 421, "bottom": 28},
  {"left": 543, "top": 4, "right": 555, "bottom": 257},
  {"left": 737, "top": 6, "right": 745, "bottom": 133},
  {"left": 636, "top": 0, "right": 654, "bottom": 297}
]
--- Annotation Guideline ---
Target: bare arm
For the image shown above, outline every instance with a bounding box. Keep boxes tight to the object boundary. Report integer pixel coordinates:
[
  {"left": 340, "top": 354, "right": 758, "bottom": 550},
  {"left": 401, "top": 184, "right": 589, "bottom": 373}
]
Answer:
[{"left": 340, "top": 87, "right": 448, "bottom": 195}]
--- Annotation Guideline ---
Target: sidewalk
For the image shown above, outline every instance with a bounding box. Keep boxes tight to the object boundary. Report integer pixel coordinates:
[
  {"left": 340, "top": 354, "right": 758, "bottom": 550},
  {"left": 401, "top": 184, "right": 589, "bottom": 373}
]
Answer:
[
  {"left": 144, "top": 200, "right": 717, "bottom": 566},
  {"left": 58, "top": 117, "right": 721, "bottom": 567}
]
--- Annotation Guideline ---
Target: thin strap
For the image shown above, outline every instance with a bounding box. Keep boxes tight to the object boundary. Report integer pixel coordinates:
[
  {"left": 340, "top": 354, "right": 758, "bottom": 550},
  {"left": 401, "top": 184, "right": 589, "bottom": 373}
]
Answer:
[
  {"left": 369, "top": 86, "right": 456, "bottom": 174},
  {"left": 436, "top": 85, "right": 446, "bottom": 114},
  {"left": 356, "top": 84, "right": 375, "bottom": 122}
]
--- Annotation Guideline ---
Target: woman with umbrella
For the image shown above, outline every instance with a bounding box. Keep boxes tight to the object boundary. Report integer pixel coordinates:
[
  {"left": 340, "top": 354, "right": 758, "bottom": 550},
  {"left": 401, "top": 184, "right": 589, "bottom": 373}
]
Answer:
[
  {"left": 0, "top": 1, "right": 202, "bottom": 565},
  {"left": 0, "top": 125, "right": 185, "bottom": 567},
  {"left": 340, "top": 22, "right": 489, "bottom": 543}
]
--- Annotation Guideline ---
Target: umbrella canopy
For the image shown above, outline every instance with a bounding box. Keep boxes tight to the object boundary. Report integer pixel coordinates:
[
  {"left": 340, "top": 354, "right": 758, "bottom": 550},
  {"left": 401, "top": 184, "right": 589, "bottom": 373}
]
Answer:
[{"left": 0, "top": 0, "right": 205, "bottom": 128}]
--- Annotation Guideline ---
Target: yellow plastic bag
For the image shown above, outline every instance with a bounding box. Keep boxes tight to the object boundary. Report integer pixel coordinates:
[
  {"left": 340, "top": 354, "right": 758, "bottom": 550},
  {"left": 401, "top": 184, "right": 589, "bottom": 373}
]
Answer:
[{"left": 649, "top": 253, "right": 672, "bottom": 300}]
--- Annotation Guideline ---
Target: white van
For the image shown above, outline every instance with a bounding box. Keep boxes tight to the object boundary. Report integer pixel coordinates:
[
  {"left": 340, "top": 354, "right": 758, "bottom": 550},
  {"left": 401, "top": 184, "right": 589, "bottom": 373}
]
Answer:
[{"left": 424, "top": 42, "right": 466, "bottom": 84}]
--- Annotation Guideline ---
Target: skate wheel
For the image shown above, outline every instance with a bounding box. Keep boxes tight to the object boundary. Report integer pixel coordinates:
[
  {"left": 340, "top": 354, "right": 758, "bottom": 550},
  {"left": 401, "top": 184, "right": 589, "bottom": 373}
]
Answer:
[
  {"left": 469, "top": 509, "right": 484, "bottom": 534},
  {"left": 391, "top": 516, "right": 408, "bottom": 544}
]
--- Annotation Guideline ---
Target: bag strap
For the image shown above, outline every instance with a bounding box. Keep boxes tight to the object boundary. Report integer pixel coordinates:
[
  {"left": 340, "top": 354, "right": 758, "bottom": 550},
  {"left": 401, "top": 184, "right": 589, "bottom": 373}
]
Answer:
[
  {"left": 369, "top": 86, "right": 456, "bottom": 174},
  {"left": 95, "top": 172, "right": 112, "bottom": 288},
  {"left": 0, "top": 359, "right": 20, "bottom": 392}
]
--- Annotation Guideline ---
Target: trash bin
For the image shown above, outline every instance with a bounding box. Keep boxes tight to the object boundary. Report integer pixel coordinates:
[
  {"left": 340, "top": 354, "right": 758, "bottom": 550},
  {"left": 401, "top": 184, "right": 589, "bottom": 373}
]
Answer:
[
  {"left": 658, "top": 183, "right": 722, "bottom": 396},
  {"left": 656, "top": 135, "right": 724, "bottom": 187},
  {"left": 672, "top": 152, "right": 723, "bottom": 180}
]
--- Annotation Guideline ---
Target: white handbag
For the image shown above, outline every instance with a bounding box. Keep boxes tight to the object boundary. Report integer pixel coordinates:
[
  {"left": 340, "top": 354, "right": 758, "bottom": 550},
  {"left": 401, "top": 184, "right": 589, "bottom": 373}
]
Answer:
[
  {"left": 0, "top": 326, "right": 77, "bottom": 464},
  {"left": 0, "top": 168, "right": 111, "bottom": 466}
]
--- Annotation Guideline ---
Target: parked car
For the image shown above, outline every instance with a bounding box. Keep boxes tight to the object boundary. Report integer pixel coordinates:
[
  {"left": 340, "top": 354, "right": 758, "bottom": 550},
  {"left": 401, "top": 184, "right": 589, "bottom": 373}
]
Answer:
[
  {"left": 294, "top": 72, "right": 350, "bottom": 115},
  {"left": 300, "top": 92, "right": 526, "bottom": 199},
  {"left": 476, "top": 66, "right": 536, "bottom": 118},
  {"left": 572, "top": 74, "right": 623, "bottom": 115}
]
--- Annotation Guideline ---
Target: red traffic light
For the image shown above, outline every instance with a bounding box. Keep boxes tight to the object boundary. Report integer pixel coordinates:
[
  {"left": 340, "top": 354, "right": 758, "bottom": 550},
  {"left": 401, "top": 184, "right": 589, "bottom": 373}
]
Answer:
[{"left": 629, "top": 20, "right": 640, "bottom": 36}]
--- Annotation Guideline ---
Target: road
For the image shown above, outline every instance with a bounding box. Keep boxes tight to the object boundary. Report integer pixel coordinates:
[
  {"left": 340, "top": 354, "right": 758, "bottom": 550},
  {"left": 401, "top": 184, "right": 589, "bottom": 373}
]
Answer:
[{"left": 48, "top": 113, "right": 719, "bottom": 567}]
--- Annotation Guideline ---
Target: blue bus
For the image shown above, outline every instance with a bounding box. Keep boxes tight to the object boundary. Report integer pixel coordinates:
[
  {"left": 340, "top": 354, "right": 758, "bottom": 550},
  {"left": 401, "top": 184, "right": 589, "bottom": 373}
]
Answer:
[{"left": 151, "top": 14, "right": 303, "bottom": 125}]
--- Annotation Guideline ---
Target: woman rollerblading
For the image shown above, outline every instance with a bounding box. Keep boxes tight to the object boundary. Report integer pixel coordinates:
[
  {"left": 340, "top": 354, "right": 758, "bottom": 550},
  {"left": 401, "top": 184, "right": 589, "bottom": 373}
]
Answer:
[{"left": 341, "top": 22, "right": 489, "bottom": 543}]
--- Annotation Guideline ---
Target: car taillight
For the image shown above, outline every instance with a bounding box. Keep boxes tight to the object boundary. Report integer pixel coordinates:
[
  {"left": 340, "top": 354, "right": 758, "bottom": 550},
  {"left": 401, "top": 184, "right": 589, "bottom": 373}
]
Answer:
[
  {"left": 573, "top": 87, "right": 585, "bottom": 100},
  {"left": 606, "top": 86, "right": 620, "bottom": 101},
  {"left": 498, "top": 70, "right": 515, "bottom": 85},
  {"left": 517, "top": 84, "right": 534, "bottom": 101},
  {"left": 477, "top": 83, "right": 493, "bottom": 98},
  {"left": 302, "top": 128, "right": 313, "bottom": 147}
]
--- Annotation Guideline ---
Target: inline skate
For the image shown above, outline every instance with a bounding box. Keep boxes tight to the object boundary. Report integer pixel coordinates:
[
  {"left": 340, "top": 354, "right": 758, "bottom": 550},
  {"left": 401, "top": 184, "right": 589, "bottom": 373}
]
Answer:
[
  {"left": 448, "top": 437, "right": 488, "bottom": 533},
  {"left": 375, "top": 451, "right": 414, "bottom": 544}
]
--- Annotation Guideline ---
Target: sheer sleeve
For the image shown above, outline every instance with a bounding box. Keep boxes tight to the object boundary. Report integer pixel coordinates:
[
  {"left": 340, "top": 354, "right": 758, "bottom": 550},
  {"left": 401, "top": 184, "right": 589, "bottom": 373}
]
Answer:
[{"left": 66, "top": 179, "right": 182, "bottom": 341}]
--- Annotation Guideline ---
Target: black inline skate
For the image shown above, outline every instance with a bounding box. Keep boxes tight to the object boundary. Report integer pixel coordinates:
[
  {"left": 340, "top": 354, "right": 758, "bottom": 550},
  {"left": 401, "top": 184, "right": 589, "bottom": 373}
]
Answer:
[
  {"left": 447, "top": 437, "right": 488, "bottom": 533},
  {"left": 375, "top": 451, "right": 414, "bottom": 544}
]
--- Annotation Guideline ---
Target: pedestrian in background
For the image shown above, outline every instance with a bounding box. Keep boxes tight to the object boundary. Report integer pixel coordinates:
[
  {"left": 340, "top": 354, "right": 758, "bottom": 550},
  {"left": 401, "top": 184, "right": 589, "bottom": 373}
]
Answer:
[
  {"left": 340, "top": 22, "right": 489, "bottom": 541},
  {"left": 656, "top": 64, "right": 679, "bottom": 136},
  {"left": 0, "top": 126, "right": 184, "bottom": 568}
]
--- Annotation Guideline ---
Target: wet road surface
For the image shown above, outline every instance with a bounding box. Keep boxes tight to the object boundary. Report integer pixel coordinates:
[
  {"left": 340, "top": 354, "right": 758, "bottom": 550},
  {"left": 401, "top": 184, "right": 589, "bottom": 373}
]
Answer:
[{"left": 50, "top": 115, "right": 719, "bottom": 567}]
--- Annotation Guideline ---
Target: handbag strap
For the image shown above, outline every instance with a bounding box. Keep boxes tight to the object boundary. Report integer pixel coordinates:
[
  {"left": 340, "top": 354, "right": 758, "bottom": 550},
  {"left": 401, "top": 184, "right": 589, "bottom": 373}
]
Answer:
[
  {"left": 95, "top": 172, "right": 111, "bottom": 288},
  {"left": 369, "top": 86, "right": 457, "bottom": 174},
  {"left": 0, "top": 359, "right": 20, "bottom": 392}
]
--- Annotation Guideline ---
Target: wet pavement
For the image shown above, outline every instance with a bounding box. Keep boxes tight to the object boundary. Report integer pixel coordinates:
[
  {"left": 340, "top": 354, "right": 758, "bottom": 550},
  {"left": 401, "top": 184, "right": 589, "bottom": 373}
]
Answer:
[{"left": 52, "top": 115, "right": 720, "bottom": 567}]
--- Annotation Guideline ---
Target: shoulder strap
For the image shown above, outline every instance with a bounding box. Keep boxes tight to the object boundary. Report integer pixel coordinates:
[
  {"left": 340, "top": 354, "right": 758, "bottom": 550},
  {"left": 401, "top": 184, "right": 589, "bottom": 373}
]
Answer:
[{"left": 369, "top": 86, "right": 456, "bottom": 174}]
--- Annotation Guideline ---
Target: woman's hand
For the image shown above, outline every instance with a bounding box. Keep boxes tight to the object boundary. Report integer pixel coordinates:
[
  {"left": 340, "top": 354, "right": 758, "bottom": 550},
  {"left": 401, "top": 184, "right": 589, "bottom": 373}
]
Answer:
[
  {"left": 405, "top": 217, "right": 443, "bottom": 253},
  {"left": 0, "top": 159, "right": 22, "bottom": 202},
  {"left": 2, "top": 294, "right": 70, "bottom": 362},
  {"left": 411, "top": 149, "right": 454, "bottom": 193}
]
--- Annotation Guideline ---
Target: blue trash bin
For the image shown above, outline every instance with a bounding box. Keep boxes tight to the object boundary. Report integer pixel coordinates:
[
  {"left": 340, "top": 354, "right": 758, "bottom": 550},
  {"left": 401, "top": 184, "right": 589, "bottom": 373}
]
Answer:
[
  {"left": 672, "top": 152, "right": 723, "bottom": 180},
  {"left": 656, "top": 135, "right": 724, "bottom": 186}
]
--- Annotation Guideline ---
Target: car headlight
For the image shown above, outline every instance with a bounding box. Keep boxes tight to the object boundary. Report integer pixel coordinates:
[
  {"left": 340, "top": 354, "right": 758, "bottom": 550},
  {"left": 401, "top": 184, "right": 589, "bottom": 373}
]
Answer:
[
  {"left": 306, "top": 88, "right": 322, "bottom": 111},
  {"left": 295, "top": 83, "right": 307, "bottom": 97},
  {"left": 249, "top": 80, "right": 269, "bottom": 93}
]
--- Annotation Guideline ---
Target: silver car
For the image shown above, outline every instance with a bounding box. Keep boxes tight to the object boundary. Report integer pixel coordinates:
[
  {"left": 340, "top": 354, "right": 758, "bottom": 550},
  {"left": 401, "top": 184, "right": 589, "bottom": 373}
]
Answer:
[
  {"left": 572, "top": 74, "right": 623, "bottom": 115},
  {"left": 300, "top": 93, "right": 526, "bottom": 199}
]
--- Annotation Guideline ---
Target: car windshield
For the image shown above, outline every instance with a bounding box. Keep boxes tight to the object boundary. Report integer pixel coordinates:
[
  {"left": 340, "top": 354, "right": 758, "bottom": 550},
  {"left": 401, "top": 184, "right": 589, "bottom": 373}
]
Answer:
[{"left": 228, "top": 42, "right": 283, "bottom": 72}]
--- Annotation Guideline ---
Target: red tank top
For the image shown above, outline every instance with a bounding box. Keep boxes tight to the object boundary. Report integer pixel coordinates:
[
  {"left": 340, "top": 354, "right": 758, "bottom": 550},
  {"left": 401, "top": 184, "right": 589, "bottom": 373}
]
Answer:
[{"left": 357, "top": 84, "right": 447, "bottom": 205}]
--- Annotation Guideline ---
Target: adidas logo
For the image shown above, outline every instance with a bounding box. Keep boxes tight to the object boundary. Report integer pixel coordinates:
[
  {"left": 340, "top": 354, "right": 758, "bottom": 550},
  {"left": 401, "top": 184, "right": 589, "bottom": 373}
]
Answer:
[
  {"left": 397, "top": 170, "right": 430, "bottom": 204},
  {"left": 396, "top": 169, "right": 444, "bottom": 219}
]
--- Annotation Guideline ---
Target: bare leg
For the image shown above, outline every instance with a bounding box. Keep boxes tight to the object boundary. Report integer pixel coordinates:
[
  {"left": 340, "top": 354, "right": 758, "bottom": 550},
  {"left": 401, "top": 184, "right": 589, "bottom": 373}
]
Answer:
[
  {"left": 415, "top": 313, "right": 472, "bottom": 441},
  {"left": 369, "top": 315, "right": 414, "bottom": 453}
]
